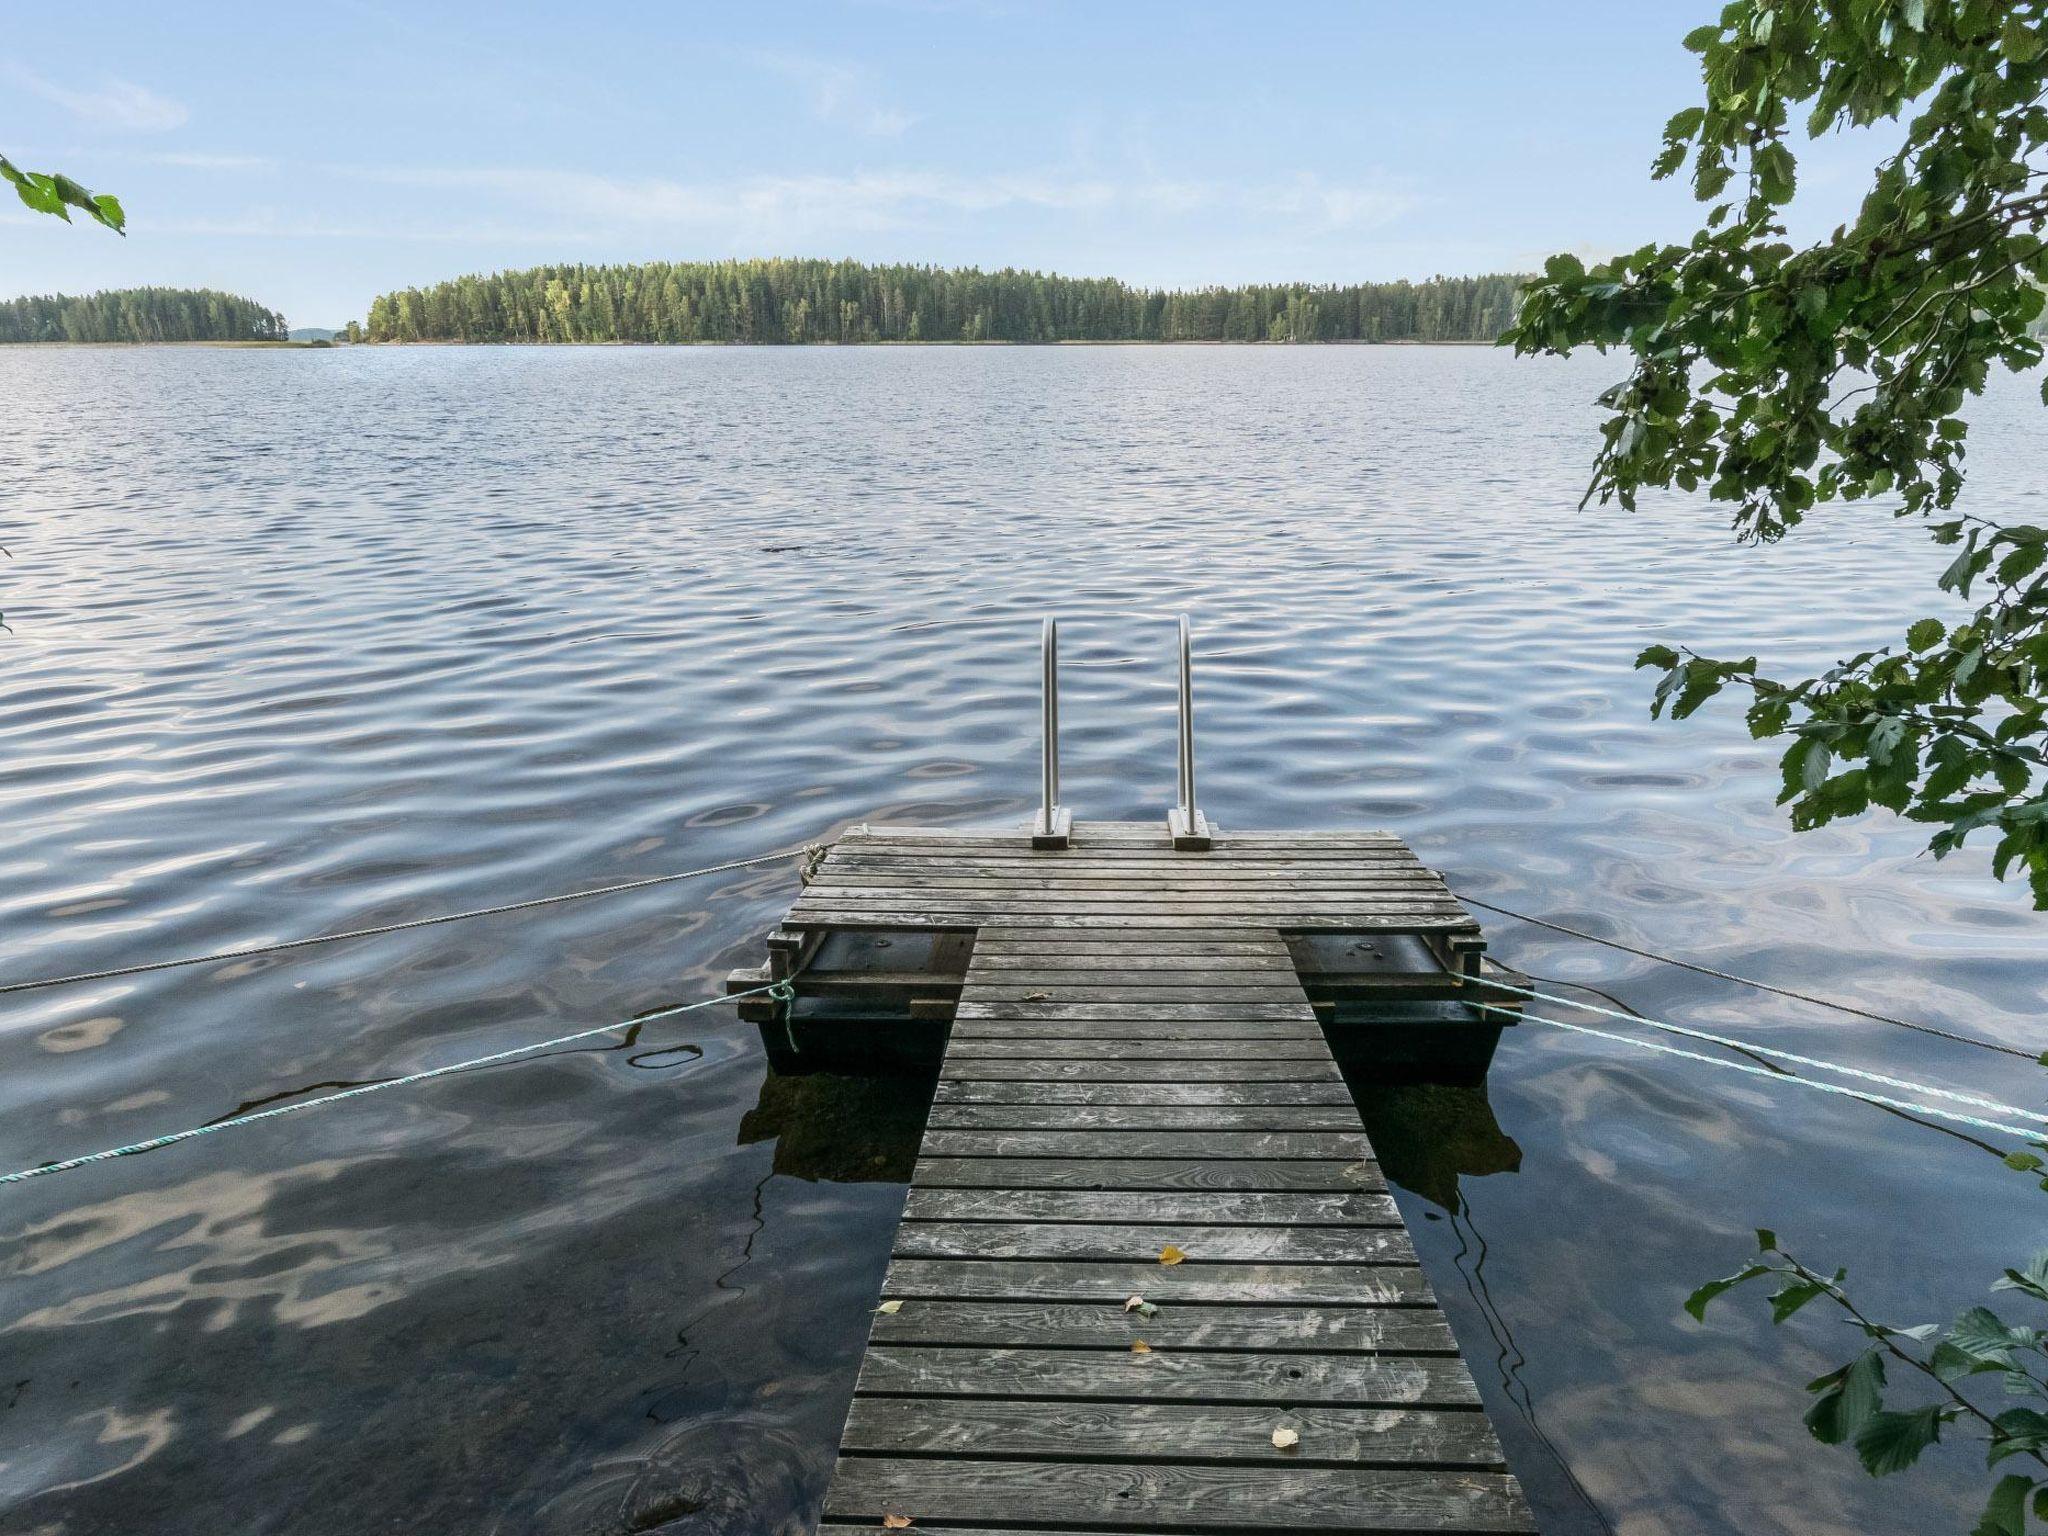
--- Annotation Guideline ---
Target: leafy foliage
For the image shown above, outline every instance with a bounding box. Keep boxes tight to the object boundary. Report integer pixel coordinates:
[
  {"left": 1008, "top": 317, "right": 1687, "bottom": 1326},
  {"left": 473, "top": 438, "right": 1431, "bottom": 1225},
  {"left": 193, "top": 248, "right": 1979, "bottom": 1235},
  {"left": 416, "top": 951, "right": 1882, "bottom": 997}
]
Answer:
[
  {"left": 1505, "top": 0, "right": 2048, "bottom": 905},
  {"left": 0, "top": 289, "right": 290, "bottom": 344},
  {"left": 1690, "top": 1222, "right": 2048, "bottom": 1531},
  {"left": 2, "top": 155, "right": 123, "bottom": 234},
  {"left": 362, "top": 259, "right": 1526, "bottom": 345}
]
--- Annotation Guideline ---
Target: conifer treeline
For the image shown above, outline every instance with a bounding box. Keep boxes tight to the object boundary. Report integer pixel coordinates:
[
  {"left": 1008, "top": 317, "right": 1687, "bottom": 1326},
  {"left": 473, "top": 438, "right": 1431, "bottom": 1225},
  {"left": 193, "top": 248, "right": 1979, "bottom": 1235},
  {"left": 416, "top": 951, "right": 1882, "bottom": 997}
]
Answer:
[
  {"left": 362, "top": 260, "right": 1523, "bottom": 344},
  {"left": 0, "top": 288, "right": 289, "bottom": 344}
]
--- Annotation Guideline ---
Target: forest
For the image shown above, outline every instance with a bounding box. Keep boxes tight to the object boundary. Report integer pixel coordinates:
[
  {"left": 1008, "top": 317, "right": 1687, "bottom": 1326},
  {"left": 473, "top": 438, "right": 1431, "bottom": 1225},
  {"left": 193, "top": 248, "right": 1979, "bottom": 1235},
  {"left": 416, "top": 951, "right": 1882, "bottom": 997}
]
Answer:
[
  {"left": 360, "top": 260, "right": 1523, "bottom": 344},
  {"left": 0, "top": 288, "right": 290, "bottom": 344}
]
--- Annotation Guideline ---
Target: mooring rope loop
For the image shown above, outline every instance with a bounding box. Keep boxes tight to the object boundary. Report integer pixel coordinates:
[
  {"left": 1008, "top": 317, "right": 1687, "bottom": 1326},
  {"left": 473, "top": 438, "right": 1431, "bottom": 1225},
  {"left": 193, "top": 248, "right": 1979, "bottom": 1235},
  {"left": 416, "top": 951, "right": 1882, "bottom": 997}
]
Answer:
[
  {"left": 0, "top": 844, "right": 827, "bottom": 999},
  {"left": 0, "top": 980, "right": 796, "bottom": 1187},
  {"left": 1476, "top": 981, "right": 2047, "bottom": 1144},
  {"left": 1454, "top": 891, "right": 2032, "bottom": 1060}
]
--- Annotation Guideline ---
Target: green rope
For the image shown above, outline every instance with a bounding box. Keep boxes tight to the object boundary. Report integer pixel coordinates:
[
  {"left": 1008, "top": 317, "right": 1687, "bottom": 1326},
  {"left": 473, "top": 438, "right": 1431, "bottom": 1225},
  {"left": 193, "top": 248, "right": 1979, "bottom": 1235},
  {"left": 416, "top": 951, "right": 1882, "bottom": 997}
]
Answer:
[{"left": 1, "top": 980, "right": 794, "bottom": 1187}]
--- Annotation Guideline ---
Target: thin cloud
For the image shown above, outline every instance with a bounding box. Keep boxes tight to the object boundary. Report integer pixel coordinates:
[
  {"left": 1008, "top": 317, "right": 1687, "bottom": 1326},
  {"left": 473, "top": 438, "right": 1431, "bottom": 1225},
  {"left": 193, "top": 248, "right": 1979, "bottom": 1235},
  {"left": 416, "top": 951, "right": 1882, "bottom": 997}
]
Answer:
[
  {"left": 16, "top": 69, "right": 189, "bottom": 132},
  {"left": 338, "top": 163, "right": 1410, "bottom": 241},
  {"left": 750, "top": 52, "right": 917, "bottom": 138},
  {"left": 145, "top": 152, "right": 276, "bottom": 171}
]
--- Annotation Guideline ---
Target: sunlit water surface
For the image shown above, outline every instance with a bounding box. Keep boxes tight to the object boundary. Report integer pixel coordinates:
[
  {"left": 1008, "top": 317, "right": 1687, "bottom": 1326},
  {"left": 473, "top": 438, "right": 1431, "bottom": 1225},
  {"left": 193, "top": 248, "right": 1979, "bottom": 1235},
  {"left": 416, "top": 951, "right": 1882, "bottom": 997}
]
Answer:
[{"left": 0, "top": 345, "right": 2041, "bottom": 1536}]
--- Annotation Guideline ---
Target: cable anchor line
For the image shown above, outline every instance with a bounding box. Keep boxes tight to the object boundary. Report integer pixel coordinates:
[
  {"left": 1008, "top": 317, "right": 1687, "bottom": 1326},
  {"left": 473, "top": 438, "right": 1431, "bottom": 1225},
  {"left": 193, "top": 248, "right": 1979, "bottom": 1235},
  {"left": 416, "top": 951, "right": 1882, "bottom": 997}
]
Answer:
[
  {"left": 0, "top": 980, "right": 795, "bottom": 1187},
  {"left": 0, "top": 845, "right": 826, "bottom": 999}
]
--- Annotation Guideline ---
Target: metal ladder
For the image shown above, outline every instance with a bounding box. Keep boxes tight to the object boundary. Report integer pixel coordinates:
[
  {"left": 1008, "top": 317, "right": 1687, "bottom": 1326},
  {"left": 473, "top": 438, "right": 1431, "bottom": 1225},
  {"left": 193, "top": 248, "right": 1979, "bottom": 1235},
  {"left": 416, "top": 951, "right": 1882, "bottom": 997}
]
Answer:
[{"left": 1033, "top": 614, "right": 1210, "bottom": 851}]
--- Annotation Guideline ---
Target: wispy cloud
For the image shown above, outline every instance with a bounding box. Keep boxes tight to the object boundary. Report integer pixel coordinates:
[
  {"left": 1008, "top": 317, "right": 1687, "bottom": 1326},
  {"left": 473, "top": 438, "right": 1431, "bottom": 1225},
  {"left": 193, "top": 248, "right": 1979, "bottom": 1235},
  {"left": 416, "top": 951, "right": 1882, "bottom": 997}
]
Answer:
[
  {"left": 340, "top": 163, "right": 1411, "bottom": 243},
  {"left": 144, "top": 151, "right": 276, "bottom": 171},
  {"left": 16, "top": 70, "right": 189, "bottom": 132},
  {"left": 750, "top": 52, "right": 917, "bottom": 138}
]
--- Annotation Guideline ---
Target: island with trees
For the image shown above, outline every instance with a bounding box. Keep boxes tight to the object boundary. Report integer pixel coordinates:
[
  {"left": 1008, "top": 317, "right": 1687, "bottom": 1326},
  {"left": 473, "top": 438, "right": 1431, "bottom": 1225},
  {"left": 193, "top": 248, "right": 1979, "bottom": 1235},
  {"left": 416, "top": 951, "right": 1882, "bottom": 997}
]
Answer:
[
  {"left": 360, "top": 260, "right": 1522, "bottom": 344},
  {"left": 0, "top": 288, "right": 290, "bottom": 344}
]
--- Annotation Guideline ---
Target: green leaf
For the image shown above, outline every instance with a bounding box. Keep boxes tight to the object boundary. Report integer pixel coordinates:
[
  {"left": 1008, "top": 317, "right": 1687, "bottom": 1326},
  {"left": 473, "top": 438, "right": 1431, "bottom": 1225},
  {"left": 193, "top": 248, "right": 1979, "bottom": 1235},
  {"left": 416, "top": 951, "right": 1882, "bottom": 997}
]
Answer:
[
  {"left": 2006, "top": 1151, "right": 2045, "bottom": 1172},
  {"left": 1806, "top": 1349, "right": 1886, "bottom": 1445},
  {"left": 1685, "top": 1263, "right": 1769, "bottom": 1320},
  {"left": 1906, "top": 618, "right": 1947, "bottom": 652},
  {"left": 1973, "top": 1474, "right": 2031, "bottom": 1536},
  {"left": 1681, "top": 22, "right": 1721, "bottom": 51},
  {"left": 1770, "top": 1277, "right": 1831, "bottom": 1323},
  {"left": 1953, "top": 1305, "right": 2026, "bottom": 1364},
  {"left": 1853, "top": 1404, "right": 1944, "bottom": 1475},
  {"left": 1636, "top": 644, "right": 1682, "bottom": 670}
]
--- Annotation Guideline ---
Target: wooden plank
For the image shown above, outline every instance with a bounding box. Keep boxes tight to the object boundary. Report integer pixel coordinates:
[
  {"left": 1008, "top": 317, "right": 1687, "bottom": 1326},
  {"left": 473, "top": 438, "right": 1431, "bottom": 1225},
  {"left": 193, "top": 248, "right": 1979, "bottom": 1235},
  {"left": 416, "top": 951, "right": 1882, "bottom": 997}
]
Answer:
[
  {"left": 857, "top": 1346, "right": 1475, "bottom": 1404},
  {"left": 941, "top": 1060, "right": 1340, "bottom": 1083},
  {"left": 821, "top": 1458, "right": 1534, "bottom": 1532},
  {"left": 881, "top": 1259, "right": 1432, "bottom": 1305},
  {"left": 911, "top": 1158, "right": 1385, "bottom": 1192},
  {"left": 919, "top": 1130, "right": 1374, "bottom": 1158},
  {"left": 789, "top": 911, "right": 1479, "bottom": 932},
  {"left": 890, "top": 1221, "right": 1412, "bottom": 1264},
  {"left": 952, "top": 1021, "right": 1326, "bottom": 1041},
  {"left": 955, "top": 1003, "right": 1316, "bottom": 1021},
  {"left": 864, "top": 1299, "right": 1457, "bottom": 1353},
  {"left": 901, "top": 1189, "right": 1401, "bottom": 1225},
  {"left": 923, "top": 1105, "right": 1362, "bottom": 1132},
  {"left": 945, "top": 1038, "right": 1336, "bottom": 1059},
  {"left": 932, "top": 1081, "right": 1356, "bottom": 1106},
  {"left": 839, "top": 1396, "right": 1501, "bottom": 1466},
  {"left": 967, "top": 953, "right": 1298, "bottom": 970},
  {"left": 794, "top": 890, "right": 1471, "bottom": 913}
]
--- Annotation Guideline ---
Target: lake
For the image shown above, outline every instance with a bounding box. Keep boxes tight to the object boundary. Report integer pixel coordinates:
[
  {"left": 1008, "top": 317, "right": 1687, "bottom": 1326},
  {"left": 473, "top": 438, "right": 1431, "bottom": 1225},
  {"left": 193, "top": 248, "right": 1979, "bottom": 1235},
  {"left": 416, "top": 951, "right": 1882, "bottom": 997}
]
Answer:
[{"left": 0, "top": 344, "right": 2040, "bottom": 1536}]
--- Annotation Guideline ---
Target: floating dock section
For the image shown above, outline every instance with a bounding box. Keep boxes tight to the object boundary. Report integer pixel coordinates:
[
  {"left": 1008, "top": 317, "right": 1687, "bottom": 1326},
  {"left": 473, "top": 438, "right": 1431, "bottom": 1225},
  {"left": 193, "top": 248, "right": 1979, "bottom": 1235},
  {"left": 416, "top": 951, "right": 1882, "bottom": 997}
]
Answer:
[{"left": 740, "top": 820, "right": 1537, "bottom": 1534}]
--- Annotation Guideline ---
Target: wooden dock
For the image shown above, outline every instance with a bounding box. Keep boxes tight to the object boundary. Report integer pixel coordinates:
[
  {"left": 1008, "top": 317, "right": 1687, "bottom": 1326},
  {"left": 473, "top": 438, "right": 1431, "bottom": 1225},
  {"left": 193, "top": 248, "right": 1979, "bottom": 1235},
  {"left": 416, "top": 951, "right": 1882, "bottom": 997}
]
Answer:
[{"left": 756, "top": 820, "right": 1535, "bottom": 1534}]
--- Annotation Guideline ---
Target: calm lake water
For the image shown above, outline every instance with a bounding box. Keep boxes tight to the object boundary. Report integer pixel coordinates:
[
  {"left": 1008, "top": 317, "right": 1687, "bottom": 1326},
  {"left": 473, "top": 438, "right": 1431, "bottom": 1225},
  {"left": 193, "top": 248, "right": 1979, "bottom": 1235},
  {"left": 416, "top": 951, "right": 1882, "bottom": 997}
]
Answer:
[{"left": 0, "top": 344, "right": 2041, "bottom": 1536}]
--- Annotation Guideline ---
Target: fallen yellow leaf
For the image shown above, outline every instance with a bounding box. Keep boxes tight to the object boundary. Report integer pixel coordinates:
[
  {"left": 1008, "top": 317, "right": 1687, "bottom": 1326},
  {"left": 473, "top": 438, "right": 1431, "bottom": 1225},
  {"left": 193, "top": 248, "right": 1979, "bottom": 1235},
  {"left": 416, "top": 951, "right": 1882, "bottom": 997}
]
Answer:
[
  {"left": 1158, "top": 1244, "right": 1186, "bottom": 1266},
  {"left": 1272, "top": 1426, "right": 1300, "bottom": 1451},
  {"left": 1023, "top": 991, "right": 1050, "bottom": 1001},
  {"left": 875, "top": 1300, "right": 903, "bottom": 1315},
  {"left": 1130, "top": 1340, "right": 1151, "bottom": 1353},
  {"left": 882, "top": 1516, "right": 914, "bottom": 1530},
  {"left": 1123, "top": 1294, "right": 1145, "bottom": 1312}
]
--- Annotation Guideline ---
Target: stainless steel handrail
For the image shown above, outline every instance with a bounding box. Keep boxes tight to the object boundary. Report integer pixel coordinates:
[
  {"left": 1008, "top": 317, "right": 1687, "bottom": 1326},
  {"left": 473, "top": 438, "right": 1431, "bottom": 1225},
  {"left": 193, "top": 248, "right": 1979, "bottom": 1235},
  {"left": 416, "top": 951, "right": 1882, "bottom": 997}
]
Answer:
[
  {"left": 1168, "top": 613, "right": 1211, "bottom": 849},
  {"left": 1176, "top": 614, "right": 1196, "bottom": 825},
  {"left": 1041, "top": 617, "right": 1060, "bottom": 830},
  {"left": 1034, "top": 617, "right": 1071, "bottom": 846}
]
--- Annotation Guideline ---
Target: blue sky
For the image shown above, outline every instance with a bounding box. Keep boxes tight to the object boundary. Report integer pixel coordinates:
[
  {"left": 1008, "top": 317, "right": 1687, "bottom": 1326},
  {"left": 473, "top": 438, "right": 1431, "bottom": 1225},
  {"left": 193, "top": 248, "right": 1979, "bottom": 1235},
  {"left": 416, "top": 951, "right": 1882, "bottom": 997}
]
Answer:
[{"left": 5, "top": 1, "right": 1894, "bottom": 327}]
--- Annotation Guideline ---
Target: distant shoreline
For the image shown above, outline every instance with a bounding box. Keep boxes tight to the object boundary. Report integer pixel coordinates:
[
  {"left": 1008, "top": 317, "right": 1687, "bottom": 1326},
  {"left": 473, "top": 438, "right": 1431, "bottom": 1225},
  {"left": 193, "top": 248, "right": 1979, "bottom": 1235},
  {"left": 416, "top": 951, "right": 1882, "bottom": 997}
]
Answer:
[{"left": 1, "top": 337, "right": 1499, "bottom": 350}]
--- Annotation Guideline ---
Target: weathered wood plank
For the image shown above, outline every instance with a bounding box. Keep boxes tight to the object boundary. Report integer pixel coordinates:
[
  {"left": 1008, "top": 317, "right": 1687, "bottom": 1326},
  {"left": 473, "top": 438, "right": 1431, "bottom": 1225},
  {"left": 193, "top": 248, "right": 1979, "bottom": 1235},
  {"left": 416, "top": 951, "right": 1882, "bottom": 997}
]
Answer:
[
  {"left": 955, "top": 1003, "right": 1316, "bottom": 1021},
  {"left": 839, "top": 1396, "right": 1501, "bottom": 1466},
  {"left": 967, "top": 953, "right": 1298, "bottom": 970},
  {"left": 910, "top": 1157, "right": 1385, "bottom": 1192},
  {"left": 924, "top": 1105, "right": 1361, "bottom": 1131},
  {"left": 787, "top": 910, "right": 1477, "bottom": 931},
  {"left": 881, "top": 1258, "right": 1432, "bottom": 1305},
  {"left": 901, "top": 1188, "right": 1400, "bottom": 1225},
  {"left": 822, "top": 1459, "right": 1533, "bottom": 1532},
  {"left": 857, "top": 1346, "right": 1476, "bottom": 1404},
  {"left": 966, "top": 985, "right": 1310, "bottom": 1004},
  {"left": 890, "top": 1221, "right": 1412, "bottom": 1264},
  {"left": 945, "top": 1042, "right": 1336, "bottom": 1064},
  {"left": 932, "top": 1081, "right": 1357, "bottom": 1106},
  {"left": 951, "top": 1021, "right": 1326, "bottom": 1041},
  {"left": 864, "top": 1299, "right": 1457, "bottom": 1353},
  {"left": 919, "top": 1129, "right": 1374, "bottom": 1158}
]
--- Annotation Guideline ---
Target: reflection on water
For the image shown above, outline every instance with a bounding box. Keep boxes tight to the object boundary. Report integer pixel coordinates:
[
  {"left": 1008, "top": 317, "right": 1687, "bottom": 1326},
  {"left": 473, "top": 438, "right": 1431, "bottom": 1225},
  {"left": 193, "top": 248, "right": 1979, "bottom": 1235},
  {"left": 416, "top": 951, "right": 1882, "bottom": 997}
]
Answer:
[
  {"left": 2, "top": 344, "right": 2042, "bottom": 1534},
  {"left": 1351, "top": 1081, "right": 1522, "bottom": 1214},
  {"left": 737, "top": 1072, "right": 933, "bottom": 1184}
]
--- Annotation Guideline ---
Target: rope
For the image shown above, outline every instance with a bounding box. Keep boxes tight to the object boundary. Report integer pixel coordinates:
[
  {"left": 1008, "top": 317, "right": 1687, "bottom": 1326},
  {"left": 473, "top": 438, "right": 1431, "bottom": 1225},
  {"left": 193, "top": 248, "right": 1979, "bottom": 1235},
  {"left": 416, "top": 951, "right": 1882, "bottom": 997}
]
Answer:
[
  {"left": 1479, "top": 976, "right": 2048, "bottom": 1126},
  {"left": 1454, "top": 892, "right": 2033, "bottom": 1060},
  {"left": 1476, "top": 983, "right": 2047, "bottom": 1143},
  {"left": 1486, "top": 1002, "right": 2044, "bottom": 1144},
  {"left": 0, "top": 845, "right": 826, "bottom": 999},
  {"left": 0, "top": 980, "right": 794, "bottom": 1187}
]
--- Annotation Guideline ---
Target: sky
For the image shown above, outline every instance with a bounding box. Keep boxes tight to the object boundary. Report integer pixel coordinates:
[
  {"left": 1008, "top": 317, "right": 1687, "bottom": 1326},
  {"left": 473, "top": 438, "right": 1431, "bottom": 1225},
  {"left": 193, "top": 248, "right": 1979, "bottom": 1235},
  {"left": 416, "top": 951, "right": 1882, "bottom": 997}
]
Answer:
[{"left": 3, "top": 1, "right": 1899, "bottom": 328}]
